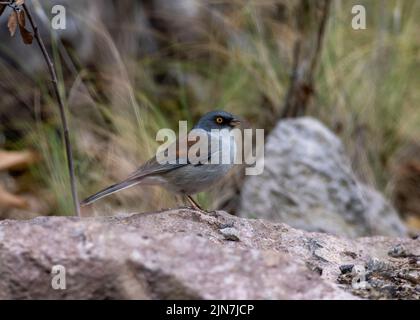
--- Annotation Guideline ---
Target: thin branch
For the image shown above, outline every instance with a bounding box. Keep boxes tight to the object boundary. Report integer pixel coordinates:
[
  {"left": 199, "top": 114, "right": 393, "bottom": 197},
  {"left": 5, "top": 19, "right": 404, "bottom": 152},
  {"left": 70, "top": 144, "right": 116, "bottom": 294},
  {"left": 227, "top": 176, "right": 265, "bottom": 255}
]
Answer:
[
  {"left": 309, "top": 0, "right": 331, "bottom": 76},
  {"left": 22, "top": 3, "right": 81, "bottom": 217},
  {"left": 281, "top": 0, "right": 331, "bottom": 118}
]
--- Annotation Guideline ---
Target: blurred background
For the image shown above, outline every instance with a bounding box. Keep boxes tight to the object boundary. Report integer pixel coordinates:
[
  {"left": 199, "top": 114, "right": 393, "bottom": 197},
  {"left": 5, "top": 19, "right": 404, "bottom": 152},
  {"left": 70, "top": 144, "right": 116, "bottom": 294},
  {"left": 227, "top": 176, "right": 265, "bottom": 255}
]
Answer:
[{"left": 0, "top": 0, "right": 419, "bottom": 233}]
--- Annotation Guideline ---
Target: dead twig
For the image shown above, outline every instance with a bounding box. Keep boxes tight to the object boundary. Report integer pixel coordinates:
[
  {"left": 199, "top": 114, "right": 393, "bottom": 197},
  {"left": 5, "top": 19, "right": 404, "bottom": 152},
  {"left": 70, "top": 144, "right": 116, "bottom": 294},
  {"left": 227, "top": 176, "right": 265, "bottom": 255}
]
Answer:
[
  {"left": 281, "top": 0, "right": 331, "bottom": 118},
  {"left": 1, "top": 1, "right": 80, "bottom": 216}
]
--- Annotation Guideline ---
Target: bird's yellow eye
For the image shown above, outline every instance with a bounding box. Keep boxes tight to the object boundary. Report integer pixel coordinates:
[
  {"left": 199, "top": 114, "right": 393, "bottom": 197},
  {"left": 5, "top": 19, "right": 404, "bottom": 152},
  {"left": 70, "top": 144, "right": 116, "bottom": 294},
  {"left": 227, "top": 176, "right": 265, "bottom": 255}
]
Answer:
[{"left": 215, "top": 117, "right": 223, "bottom": 124}]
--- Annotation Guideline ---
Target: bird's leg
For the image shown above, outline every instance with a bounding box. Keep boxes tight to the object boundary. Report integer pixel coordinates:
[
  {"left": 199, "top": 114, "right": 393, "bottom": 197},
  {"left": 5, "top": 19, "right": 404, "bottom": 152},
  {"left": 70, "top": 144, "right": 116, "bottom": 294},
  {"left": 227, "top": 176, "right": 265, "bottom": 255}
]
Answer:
[{"left": 185, "top": 195, "right": 203, "bottom": 211}]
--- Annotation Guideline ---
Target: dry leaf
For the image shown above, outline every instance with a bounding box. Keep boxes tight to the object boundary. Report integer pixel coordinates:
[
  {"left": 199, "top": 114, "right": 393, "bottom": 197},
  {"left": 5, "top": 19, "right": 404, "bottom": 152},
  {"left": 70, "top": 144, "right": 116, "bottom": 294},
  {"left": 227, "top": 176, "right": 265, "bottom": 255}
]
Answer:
[
  {"left": 17, "top": 10, "right": 33, "bottom": 44},
  {"left": 0, "top": 184, "right": 28, "bottom": 209},
  {"left": 16, "top": 0, "right": 25, "bottom": 5},
  {"left": 0, "top": 149, "right": 36, "bottom": 210},
  {"left": 19, "top": 26, "right": 33, "bottom": 44},
  {"left": 17, "top": 9, "right": 25, "bottom": 27},
  {"left": 0, "top": 149, "right": 38, "bottom": 211},
  {"left": 406, "top": 216, "right": 420, "bottom": 230},
  {"left": 0, "top": 5, "right": 6, "bottom": 18},
  {"left": 7, "top": 10, "right": 18, "bottom": 37},
  {"left": 0, "top": 150, "right": 38, "bottom": 171}
]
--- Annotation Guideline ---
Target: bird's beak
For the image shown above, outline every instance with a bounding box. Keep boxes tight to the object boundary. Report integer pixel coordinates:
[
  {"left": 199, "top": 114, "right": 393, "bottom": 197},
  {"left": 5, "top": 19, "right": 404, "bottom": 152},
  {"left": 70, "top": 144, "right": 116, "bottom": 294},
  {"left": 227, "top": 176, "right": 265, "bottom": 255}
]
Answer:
[{"left": 230, "top": 118, "right": 241, "bottom": 127}]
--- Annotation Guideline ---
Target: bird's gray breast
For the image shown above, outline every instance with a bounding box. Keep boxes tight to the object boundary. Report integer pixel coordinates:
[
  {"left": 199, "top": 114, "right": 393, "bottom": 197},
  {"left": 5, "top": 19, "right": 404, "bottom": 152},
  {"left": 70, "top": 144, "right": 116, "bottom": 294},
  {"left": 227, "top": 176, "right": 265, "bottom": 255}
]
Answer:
[{"left": 163, "top": 162, "right": 233, "bottom": 194}]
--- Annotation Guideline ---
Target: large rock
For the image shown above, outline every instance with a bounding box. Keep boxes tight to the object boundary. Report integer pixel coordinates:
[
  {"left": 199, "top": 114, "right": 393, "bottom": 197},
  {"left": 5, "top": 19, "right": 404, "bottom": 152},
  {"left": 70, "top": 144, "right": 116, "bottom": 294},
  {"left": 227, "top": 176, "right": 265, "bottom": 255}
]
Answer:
[
  {"left": 239, "top": 117, "right": 407, "bottom": 238},
  {"left": 0, "top": 209, "right": 418, "bottom": 299}
]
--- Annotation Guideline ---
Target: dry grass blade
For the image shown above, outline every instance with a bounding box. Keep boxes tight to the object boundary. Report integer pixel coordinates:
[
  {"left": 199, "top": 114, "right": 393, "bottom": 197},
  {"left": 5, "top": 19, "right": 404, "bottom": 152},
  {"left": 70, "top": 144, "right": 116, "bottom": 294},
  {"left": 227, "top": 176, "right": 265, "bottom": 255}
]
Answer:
[
  {"left": 7, "top": 10, "right": 18, "bottom": 37},
  {"left": 16, "top": 0, "right": 25, "bottom": 5}
]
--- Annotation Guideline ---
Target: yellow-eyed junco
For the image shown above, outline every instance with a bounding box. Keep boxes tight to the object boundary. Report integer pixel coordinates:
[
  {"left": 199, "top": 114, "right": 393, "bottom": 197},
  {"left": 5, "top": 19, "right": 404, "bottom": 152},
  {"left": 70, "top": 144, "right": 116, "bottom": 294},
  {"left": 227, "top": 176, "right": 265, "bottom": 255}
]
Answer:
[{"left": 81, "top": 111, "right": 241, "bottom": 210}]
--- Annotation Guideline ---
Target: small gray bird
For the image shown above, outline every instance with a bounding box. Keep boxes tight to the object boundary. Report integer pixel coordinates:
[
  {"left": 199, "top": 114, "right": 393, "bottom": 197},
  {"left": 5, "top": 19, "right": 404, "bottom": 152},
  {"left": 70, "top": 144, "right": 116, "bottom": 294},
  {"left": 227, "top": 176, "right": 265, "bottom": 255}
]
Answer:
[{"left": 81, "top": 111, "right": 241, "bottom": 210}]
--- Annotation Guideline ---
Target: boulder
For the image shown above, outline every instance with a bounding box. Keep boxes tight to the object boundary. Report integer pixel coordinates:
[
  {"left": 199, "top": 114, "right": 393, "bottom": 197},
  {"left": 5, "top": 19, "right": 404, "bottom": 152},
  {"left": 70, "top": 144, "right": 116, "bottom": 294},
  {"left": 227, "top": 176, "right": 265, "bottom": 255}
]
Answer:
[
  {"left": 239, "top": 117, "right": 407, "bottom": 238},
  {"left": 0, "top": 209, "right": 418, "bottom": 299}
]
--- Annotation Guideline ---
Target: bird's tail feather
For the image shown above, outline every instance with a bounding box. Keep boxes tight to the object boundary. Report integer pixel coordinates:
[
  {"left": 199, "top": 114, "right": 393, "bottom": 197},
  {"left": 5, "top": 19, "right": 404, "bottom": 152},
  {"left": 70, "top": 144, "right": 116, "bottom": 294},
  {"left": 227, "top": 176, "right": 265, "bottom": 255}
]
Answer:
[{"left": 80, "top": 178, "right": 140, "bottom": 206}]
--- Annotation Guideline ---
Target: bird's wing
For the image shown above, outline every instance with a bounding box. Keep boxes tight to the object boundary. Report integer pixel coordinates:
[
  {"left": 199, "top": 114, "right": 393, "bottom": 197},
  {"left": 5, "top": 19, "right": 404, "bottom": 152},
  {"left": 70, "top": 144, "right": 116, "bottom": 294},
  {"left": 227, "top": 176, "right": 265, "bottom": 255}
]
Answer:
[
  {"left": 127, "top": 129, "right": 217, "bottom": 180},
  {"left": 81, "top": 131, "right": 221, "bottom": 206}
]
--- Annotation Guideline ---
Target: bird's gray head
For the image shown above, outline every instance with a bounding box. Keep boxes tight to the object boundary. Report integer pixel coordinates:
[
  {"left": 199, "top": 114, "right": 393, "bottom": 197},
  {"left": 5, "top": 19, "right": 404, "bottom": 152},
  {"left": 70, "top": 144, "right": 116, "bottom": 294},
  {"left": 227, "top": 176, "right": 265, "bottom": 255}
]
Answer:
[{"left": 194, "top": 111, "right": 240, "bottom": 131}]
